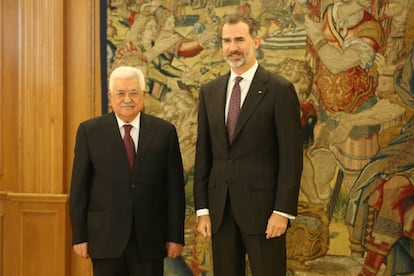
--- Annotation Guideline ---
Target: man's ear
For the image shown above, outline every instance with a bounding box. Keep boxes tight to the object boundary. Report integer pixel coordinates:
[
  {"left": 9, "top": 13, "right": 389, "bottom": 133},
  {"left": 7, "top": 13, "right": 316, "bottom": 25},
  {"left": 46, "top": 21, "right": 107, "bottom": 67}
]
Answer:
[{"left": 254, "top": 36, "right": 261, "bottom": 49}]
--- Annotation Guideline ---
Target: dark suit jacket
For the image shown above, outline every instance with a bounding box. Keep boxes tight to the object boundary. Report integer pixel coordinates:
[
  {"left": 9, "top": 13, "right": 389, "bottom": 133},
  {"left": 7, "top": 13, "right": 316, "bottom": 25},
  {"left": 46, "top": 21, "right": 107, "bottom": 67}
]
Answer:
[
  {"left": 194, "top": 65, "right": 303, "bottom": 234},
  {"left": 70, "top": 112, "right": 185, "bottom": 259}
]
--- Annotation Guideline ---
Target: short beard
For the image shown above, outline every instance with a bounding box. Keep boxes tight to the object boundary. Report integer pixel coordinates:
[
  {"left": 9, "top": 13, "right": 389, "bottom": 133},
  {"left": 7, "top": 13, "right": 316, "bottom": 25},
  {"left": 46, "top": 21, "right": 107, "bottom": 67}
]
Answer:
[
  {"left": 225, "top": 58, "right": 245, "bottom": 68},
  {"left": 224, "top": 47, "right": 255, "bottom": 69}
]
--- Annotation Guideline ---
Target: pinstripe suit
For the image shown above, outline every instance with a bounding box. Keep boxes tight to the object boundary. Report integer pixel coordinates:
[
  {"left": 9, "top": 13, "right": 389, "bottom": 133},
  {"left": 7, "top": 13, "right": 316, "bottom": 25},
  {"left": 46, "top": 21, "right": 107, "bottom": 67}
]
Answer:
[{"left": 194, "top": 65, "right": 303, "bottom": 275}]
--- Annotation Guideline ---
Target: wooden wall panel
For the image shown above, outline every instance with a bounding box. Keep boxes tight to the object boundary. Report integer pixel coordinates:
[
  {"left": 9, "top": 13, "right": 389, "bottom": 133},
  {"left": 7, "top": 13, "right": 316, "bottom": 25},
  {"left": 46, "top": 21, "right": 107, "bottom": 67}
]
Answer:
[
  {"left": 65, "top": 0, "right": 102, "bottom": 194},
  {"left": 21, "top": 210, "right": 60, "bottom": 275},
  {"left": 0, "top": 0, "right": 19, "bottom": 190},
  {"left": 0, "top": 0, "right": 66, "bottom": 193},
  {"left": 0, "top": 0, "right": 3, "bottom": 177},
  {"left": 0, "top": 0, "right": 100, "bottom": 274},
  {"left": 3, "top": 193, "right": 68, "bottom": 276},
  {"left": 0, "top": 192, "right": 6, "bottom": 276},
  {"left": 17, "top": 0, "right": 65, "bottom": 194}
]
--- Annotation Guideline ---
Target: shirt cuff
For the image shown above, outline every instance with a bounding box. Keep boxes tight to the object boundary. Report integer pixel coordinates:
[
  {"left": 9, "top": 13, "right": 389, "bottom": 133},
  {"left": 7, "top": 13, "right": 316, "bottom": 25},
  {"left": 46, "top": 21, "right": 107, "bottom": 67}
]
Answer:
[
  {"left": 196, "top": 208, "right": 209, "bottom": 217},
  {"left": 273, "top": 210, "right": 295, "bottom": 219}
]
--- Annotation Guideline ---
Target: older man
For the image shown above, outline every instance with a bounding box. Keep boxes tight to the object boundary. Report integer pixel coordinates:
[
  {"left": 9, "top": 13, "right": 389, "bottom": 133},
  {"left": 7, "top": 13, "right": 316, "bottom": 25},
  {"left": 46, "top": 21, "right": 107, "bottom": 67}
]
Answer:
[{"left": 70, "top": 66, "right": 185, "bottom": 276}]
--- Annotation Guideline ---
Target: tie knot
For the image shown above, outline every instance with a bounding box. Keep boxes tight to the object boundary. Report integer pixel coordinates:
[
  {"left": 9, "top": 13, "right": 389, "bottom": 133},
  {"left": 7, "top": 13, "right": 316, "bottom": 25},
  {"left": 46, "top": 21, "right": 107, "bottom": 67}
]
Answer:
[
  {"left": 124, "top": 124, "right": 132, "bottom": 133},
  {"left": 235, "top": 76, "right": 243, "bottom": 84}
]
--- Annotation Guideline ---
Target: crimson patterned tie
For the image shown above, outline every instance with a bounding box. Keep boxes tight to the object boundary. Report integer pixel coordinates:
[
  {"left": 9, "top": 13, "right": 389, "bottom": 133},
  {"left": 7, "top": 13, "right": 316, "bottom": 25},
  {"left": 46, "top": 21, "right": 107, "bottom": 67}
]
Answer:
[
  {"left": 227, "top": 76, "right": 243, "bottom": 144},
  {"left": 123, "top": 124, "right": 135, "bottom": 171}
]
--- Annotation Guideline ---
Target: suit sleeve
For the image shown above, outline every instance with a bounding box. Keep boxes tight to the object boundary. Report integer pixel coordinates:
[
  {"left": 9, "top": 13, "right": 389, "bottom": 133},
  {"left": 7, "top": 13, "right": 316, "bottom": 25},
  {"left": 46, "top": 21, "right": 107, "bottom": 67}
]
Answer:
[
  {"left": 166, "top": 125, "right": 186, "bottom": 244},
  {"left": 69, "top": 123, "right": 92, "bottom": 245},
  {"left": 273, "top": 82, "right": 303, "bottom": 216},
  {"left": 193, "top": 87, "right": 213, "bottom": 211}
]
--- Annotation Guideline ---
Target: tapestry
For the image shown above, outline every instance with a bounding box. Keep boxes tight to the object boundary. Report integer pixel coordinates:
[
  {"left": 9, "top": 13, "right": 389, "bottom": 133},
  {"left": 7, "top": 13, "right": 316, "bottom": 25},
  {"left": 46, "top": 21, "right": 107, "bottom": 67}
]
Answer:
[{"left": 103, "top": 0, "right": 414, "bottom": 275}]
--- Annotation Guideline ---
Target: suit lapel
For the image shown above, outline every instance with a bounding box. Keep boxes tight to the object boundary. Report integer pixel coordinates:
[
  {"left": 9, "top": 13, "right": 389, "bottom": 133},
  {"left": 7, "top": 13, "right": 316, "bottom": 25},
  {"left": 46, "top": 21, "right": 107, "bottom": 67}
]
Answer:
[
  {"left": 102, "top": 112, "right": 154, "bottom": 174},
  {"left": 213, "top": 73, "right": 231, "bottom": 147},
  {"left": 102, "top": 113, "right": 131, "bottom": 170},
  {"left": 233, "top": 66, "right": 268, "bottom": 142},
  {"left": 134, "top": 113, "right": 153, "bottom": 174}
]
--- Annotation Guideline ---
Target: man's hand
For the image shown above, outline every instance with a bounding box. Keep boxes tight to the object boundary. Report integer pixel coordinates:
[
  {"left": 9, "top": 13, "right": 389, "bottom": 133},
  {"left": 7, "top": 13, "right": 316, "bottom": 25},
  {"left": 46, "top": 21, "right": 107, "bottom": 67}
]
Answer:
[
  {"left": 73, "top": 242, "right": 89, "bottom": 258},
  {"left": 196, "top": 215, "right": 212, "bottom": 237},
  {"left": 265, "top": 213, "right": 288, "bottom": 239},
  {"left": 166, "top": 242, "right": 183, "bottom": 259}
]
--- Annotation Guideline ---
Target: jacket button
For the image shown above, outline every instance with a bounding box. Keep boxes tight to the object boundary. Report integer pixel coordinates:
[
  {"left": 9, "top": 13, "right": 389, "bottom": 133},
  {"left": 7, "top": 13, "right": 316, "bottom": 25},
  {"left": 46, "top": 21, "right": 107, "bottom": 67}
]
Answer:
[{"left": 131, "top": 184, "right": 136, "bottom": 189}]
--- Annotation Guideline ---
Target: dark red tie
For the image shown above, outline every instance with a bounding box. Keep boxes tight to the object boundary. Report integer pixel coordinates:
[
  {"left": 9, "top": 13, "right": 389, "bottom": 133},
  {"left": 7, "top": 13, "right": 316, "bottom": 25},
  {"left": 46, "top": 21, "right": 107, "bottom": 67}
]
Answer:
[
  {"left": 227, "top": 76, "right": 243, "bottom": 144},
  {"left": 123, "top": 124, "right": 135, "bottom": 171}
]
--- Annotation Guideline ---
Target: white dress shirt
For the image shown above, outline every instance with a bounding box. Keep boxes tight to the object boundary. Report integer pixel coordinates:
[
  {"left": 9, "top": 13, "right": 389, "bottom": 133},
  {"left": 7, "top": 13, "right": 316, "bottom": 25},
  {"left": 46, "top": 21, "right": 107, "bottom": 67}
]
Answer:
[{"left": 115, "top": 113, "right": 141, "bottom": 152}]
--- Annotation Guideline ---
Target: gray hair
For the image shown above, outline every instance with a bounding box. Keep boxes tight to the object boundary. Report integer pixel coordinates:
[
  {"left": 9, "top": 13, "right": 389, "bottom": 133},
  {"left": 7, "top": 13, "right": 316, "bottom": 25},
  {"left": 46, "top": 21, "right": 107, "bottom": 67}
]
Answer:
[{"left": 108, "top": 66, "right": 146, "bottom": 92}]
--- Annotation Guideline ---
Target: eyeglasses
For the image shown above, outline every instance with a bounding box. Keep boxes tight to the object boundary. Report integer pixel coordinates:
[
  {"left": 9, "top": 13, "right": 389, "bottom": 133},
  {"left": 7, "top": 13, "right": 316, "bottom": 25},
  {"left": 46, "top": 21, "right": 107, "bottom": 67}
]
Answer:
[{"left": 113, "top": 90, "right": 144, "bottom": 99}]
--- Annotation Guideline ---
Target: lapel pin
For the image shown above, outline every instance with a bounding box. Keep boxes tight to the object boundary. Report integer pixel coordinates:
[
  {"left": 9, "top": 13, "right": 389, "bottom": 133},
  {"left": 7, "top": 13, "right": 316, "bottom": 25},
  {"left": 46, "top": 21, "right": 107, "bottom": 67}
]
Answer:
[{"left": 258, "top": 90, "right": 262, "bottom": 94}]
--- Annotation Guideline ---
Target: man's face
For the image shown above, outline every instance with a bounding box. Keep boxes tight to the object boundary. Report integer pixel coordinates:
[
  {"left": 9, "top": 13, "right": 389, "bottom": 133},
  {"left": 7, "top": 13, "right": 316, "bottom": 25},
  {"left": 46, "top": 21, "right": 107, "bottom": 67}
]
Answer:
[
  {"left": 163, "top": 15, "right": 176, "bottom": 32},
  {"left": 109, "top": 77, "right": 145, "bottom": 123},
  {"left": 143, "top": 19, "right": 158, "bottom": 42},
  {"left": 376, "top": 75, "right": 395, "bottom": 99},
  {"left": 222, "top": 21, "right": 260, "bottom": 74}
]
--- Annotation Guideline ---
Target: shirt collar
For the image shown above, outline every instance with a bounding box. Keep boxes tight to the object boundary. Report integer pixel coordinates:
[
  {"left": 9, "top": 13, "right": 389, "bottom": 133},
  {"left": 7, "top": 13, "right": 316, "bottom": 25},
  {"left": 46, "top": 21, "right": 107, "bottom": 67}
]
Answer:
[
  {"left": 115, "top": 112, "right": 141, "bottom": 130},
  {"left": 230, "top": 61, "right": 258, "bottom": 83}
]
